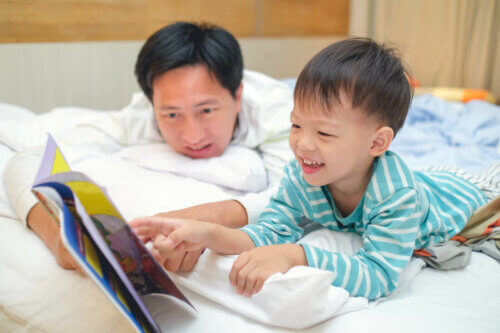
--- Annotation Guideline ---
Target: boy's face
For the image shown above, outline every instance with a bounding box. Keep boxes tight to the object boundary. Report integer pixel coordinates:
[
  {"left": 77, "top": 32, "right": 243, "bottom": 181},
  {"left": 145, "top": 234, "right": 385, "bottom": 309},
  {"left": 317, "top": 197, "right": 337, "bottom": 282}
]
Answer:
[
  {"left": 152, "top": 64, "right": 242, "bottom": 159},
  {"left": 289, "top": 93, "right": 378, "bottom": 190}
]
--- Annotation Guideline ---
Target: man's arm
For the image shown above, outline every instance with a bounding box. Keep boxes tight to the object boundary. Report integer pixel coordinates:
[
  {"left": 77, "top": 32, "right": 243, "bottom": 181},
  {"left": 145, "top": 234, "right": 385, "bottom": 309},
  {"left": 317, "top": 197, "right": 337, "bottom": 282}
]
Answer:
[
  {"left": 3, "top": 94, "right": 154, "bottom": 270},
  {"left": 155, "top": 199, "right": 248, "bottom": 228}
]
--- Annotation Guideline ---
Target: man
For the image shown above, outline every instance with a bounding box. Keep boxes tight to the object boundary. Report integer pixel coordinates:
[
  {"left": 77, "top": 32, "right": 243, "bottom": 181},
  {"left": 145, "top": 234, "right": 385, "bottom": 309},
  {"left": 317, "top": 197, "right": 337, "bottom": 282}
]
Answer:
[{"left": 3, "top": 22, "right": 293, "bottom": 272}]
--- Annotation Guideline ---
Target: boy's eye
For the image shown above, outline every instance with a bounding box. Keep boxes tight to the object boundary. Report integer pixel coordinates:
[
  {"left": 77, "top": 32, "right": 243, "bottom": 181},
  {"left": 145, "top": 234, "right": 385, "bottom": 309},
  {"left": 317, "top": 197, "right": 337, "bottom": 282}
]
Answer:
[
  {"left": 318, "top": 131, "right": 333, "bottom": 137},
  {"left": 291, "top": 124, "right": 300, "bottom": 129}
]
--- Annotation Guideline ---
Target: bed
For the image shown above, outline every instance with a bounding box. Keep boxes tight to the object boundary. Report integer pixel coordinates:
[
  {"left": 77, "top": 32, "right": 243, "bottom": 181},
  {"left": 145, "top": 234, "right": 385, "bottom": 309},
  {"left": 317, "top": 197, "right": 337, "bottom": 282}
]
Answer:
[{"left": 1, "top": 92, "right": 499, "bottom": 332}]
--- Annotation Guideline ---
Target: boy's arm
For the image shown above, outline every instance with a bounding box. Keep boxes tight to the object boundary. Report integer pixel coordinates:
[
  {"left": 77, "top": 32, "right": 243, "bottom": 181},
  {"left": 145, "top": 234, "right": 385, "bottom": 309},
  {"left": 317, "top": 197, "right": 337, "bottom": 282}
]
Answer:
[
  {"left": 130, "top": 216, "right": 256, "bottom": 257},
  {"left": 239, "top": 163, "right": 306, "bottom": 246},
  {"left": 301, "top": 188, "right": 423, "bottom": 300}
]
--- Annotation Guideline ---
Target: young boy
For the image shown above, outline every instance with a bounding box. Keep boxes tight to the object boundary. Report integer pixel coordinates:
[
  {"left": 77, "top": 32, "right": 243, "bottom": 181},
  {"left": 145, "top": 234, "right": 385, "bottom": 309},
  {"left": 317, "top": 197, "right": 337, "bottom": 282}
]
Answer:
[{"left": 130, "top": 38, "right": 495, "bottom": 301}]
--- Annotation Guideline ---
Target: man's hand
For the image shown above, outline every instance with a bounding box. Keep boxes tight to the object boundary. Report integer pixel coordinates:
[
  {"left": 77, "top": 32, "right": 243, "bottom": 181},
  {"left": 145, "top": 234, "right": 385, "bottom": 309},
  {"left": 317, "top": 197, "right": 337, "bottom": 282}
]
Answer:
[
  {"left": 27, "top": 203, "right": 81, "bottom": 272},
  {"left": 132, "top": 200, "right": 249, "bottom": 272},
  {"left": 161, "top": 248, "right": 206, "bottom": 271},
  {"left": 229, "top": 244, "right": 307, "bottom": 297}
]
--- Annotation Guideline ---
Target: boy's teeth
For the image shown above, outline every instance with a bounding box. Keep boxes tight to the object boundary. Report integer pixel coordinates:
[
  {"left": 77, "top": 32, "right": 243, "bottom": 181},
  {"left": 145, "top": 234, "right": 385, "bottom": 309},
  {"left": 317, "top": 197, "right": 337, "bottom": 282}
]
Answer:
[{"left": 304, "top": 159, "right": 321, "bottom": 165}]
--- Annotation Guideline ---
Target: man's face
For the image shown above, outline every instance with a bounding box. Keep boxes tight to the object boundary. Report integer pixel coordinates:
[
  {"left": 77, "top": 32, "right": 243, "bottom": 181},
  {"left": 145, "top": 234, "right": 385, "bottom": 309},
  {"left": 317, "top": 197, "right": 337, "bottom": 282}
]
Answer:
[{"left": 152, "top": 64, "right": 242, "bottom": 159}]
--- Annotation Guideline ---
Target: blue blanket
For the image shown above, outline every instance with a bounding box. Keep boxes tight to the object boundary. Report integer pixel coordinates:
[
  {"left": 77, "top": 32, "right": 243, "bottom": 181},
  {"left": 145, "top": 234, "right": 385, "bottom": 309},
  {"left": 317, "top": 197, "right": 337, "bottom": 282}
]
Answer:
[{"left": 391, "top": 95, "right": 500, "bottom": 174}]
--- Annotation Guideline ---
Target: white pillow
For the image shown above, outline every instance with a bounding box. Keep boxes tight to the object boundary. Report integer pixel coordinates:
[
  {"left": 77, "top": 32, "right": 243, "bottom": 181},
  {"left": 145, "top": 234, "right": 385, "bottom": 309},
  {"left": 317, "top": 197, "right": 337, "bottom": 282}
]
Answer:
[
  {"left": 169, "top": 228, "right": 425, "bottom": 329},
  {"left": 116, "top": 143, "right": 268, "bottom": 193}
]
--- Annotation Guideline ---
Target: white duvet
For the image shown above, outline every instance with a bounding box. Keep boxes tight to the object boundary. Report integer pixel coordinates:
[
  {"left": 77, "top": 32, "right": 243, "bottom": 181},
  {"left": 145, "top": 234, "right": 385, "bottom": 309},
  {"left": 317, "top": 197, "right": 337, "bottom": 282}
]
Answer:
[
  {"left": 1, "top": 104, "right": 500, "bottom": 333},
  {"left": 0, "top": 145, "right": 423, "bottom": 331}
]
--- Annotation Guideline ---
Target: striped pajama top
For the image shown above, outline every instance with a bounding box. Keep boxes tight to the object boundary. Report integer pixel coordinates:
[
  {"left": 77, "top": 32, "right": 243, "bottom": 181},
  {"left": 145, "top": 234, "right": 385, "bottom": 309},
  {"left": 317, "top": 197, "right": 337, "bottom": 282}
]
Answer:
[{"left": 240, "top": 150, "right": 487, "bottom": 300}]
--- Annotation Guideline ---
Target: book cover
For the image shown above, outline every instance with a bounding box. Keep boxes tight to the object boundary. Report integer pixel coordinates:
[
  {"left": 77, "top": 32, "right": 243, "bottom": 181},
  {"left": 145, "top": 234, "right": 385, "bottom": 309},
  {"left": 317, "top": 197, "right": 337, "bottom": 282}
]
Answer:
[{"left": 31, "top": 135, "right": 195, "bottom": 333}]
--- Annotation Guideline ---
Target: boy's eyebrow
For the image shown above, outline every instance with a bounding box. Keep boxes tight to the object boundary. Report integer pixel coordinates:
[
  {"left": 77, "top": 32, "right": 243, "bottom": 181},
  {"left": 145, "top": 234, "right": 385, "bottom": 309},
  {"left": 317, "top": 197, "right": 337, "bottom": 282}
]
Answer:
[{"left": 291, "top": 110, "right": 341, "bottom": 128}]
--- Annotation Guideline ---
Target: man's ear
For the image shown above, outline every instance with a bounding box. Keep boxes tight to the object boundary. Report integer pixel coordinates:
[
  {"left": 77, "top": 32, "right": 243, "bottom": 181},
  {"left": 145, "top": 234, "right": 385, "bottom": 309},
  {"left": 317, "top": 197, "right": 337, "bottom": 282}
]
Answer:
[
  {"left": 234, "top": 82, "right": 243, "bottom": 113},
  {"left": 369, "top": 126, "right": 394, "bottom": 157},
  {"left": 234, "top": 83, "right": 244, "bottom": 113}
]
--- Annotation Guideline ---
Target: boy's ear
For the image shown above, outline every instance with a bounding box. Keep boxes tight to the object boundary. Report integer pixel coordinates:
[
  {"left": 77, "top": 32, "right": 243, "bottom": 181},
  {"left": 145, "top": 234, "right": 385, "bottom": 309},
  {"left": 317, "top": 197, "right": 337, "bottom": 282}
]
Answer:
[{"left": 369, "top": 126, "right": 394, "bottom": 157}]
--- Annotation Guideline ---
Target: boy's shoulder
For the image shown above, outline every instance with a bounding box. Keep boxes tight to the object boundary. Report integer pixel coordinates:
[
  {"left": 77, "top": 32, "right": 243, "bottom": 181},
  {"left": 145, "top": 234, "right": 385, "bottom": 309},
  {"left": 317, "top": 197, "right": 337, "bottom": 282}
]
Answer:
[{"left": 366, "top": 151, "right": 419, "bottom": 203}]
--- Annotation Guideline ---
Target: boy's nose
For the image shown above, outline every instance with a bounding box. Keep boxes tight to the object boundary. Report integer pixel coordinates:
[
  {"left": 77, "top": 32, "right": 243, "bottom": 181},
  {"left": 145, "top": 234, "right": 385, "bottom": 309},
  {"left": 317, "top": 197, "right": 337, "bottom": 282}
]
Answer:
[
  {"left": 296, "top": 135, "right": 316, "bottom": 152},
  {"left": 182, "top": 118, "right": 205, "bottom": 145}
]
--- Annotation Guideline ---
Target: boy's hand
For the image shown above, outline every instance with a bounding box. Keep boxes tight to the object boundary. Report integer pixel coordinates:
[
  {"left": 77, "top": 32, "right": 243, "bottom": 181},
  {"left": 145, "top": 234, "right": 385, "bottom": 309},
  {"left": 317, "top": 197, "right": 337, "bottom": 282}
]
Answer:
[
  {"left": 130, "top": 216, "right": 213, "bottom": 262},
  {"left": 229, "top": 244, "right": 307, "bottom": 297}
]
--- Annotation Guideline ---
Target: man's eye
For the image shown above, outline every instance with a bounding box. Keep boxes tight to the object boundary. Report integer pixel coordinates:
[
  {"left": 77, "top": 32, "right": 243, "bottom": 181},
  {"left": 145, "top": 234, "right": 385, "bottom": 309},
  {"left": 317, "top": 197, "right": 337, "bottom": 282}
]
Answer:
[
  {"left": 167, "top": 113, "right": 178, "bottom": 119},
  {"left": 318, "top": 131, "right": 333, "bottom": 137},
  {"left": 202, "top": 108, "right": 213, "bottom": 114}
]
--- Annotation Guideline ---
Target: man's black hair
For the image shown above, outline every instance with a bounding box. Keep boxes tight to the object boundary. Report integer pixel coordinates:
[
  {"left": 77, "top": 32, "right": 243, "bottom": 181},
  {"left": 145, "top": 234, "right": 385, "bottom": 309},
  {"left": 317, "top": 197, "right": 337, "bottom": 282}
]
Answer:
[
  {"left": 294, "top": 38, "right": 413, "bottom": 135},
  {"left": 135, "top": 22, "right": 243, "bottom": 101}
]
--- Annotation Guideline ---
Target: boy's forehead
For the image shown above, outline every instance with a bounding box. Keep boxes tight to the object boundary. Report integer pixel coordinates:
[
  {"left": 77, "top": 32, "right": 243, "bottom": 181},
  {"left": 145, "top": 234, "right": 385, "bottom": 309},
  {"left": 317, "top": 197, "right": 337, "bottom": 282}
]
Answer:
[
  {"left": 292, "top": 92, "right": 375, "bottom": 128},
  {"left": 293, "top": 91, "right": 355, "bottom": 116}
]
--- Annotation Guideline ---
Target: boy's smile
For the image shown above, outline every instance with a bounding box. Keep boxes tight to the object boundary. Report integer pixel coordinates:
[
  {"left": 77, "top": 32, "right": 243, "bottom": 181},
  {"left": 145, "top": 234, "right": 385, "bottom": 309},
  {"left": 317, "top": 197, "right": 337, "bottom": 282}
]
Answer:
[
  {"left": 289, "top": 93, "right": 381, "bottom": 197},
  {"left": 300, "top": 157, "right": 325, "bottom": 174}
]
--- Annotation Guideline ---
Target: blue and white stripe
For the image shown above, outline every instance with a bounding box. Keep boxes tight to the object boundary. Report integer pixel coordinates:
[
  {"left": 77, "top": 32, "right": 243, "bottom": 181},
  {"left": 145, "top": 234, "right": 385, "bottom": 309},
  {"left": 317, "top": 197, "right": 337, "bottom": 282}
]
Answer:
[{"left": 240, "top": 150, "right": 487, "bottom": 300}]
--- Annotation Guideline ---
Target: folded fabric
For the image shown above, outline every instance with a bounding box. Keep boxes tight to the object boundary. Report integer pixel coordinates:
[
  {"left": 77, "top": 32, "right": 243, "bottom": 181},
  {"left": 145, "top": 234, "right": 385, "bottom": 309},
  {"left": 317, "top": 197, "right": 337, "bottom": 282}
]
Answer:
[
  {"left": 169, "top": 229, "right": 425, "bottom": 329},
  {"left": 117, "top": 143, "right": 268, "bottom": 193}
]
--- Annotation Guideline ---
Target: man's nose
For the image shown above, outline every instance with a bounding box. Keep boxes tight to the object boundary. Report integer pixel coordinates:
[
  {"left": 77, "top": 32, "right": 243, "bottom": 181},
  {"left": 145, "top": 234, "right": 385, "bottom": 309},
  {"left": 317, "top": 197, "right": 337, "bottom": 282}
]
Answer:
[{"left": 182, "top": 118, "right": 205, "bottom": 145}]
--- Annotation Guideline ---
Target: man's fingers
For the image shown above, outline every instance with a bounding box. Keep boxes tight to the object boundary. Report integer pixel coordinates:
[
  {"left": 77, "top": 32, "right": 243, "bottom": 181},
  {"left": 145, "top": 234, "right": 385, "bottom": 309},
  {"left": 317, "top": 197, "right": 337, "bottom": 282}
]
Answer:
[
  {"left": 164, "top": 252, "right": 186, "bottom": 272},
  {"left": 56, "top": 237, "right": 83, "bottom": 274},
  {"left": 153, "top": 234, "right": 185, "bottom": 259},
  {"left": 150, "top": 247, "right": 166, "bottom": 267},
  {"left": 179, "top": 248, "right": 204, "bottom": 271}
]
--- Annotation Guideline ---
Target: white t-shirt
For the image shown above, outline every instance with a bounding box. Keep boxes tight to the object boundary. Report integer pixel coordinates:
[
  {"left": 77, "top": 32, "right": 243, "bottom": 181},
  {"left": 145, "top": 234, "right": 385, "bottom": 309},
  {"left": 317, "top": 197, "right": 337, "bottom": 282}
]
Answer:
[{"left": 3, "top": 70, "right": 294, "bottom": 225}]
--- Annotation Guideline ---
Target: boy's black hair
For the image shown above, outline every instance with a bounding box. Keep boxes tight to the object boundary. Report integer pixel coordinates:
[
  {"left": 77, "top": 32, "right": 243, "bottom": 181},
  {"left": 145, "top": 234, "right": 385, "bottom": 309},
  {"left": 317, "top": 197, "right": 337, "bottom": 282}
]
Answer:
[
  {"left": 135, "top": 22, "right": 243, "bottom": 101},
  {"left": 294, "top": 38, "right": 413, "bottom": 135}
]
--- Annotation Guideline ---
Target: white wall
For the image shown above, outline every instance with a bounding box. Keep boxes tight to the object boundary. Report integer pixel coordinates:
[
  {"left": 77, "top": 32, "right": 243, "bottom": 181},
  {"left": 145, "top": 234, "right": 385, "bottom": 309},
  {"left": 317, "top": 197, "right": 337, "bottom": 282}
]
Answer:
[{"left": 0, "top": 36, "right": 344, "bottom": 114}]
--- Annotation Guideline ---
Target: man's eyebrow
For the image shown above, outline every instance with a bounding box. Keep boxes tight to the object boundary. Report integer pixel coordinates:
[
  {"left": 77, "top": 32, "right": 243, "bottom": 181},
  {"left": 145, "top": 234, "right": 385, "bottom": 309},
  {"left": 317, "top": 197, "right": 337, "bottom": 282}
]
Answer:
[
  {"left": 159, "top": 105, "right": 180, "bottom": 111},
  {"left": 194, "top": 99, "right": 219, "bottom": 108}
]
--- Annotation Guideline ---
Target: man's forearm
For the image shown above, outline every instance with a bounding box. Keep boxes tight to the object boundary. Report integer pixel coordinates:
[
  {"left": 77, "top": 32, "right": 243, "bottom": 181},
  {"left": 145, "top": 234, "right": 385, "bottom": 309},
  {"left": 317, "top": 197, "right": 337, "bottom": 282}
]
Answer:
[
  {"left": 27, "top": 203, "right": 60, "bottom": 252},
  {"left": 156, "top": 199, "right": 248, "bottom": 228}
]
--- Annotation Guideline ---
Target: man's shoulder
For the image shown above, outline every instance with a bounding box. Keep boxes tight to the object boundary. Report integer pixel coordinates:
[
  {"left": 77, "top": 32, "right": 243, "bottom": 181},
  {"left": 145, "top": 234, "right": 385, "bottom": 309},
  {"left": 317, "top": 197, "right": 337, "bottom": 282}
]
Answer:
[
  {"left": 235, "top": 70, "right": 293, "bottom": 146},
  {"left": 241, "top": 70, "right": 293, "bottom": 106}
]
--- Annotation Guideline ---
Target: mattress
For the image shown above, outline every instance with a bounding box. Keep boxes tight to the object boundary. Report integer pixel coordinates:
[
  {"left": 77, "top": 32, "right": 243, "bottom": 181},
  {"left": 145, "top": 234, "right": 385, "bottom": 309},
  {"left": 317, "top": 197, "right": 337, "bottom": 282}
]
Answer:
[{"left": 0, "top": 95, "right": 499, "bottom": 332}]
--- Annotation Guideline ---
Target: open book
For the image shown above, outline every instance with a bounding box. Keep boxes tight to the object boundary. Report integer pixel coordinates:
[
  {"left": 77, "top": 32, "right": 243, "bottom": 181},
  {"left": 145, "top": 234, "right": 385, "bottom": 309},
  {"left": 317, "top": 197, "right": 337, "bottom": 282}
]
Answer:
[{"left": 31, "top": 135, "right": 195, "bottom": 333}]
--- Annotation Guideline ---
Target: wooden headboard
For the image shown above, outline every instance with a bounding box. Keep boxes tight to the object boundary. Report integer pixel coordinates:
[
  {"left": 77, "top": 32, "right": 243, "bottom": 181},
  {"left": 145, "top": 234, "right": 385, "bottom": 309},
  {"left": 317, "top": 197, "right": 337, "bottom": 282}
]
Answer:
[{"left": 0, "top": 0, "right": 349, "bottom": 113}]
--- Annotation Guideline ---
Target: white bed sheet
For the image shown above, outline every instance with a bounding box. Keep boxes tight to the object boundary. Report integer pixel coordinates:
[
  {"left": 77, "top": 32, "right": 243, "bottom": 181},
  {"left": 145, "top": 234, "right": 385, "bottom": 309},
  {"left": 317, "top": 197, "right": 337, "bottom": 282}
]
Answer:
[{"left": 1, "top": 99, "right": 500, "bottom": 332}]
